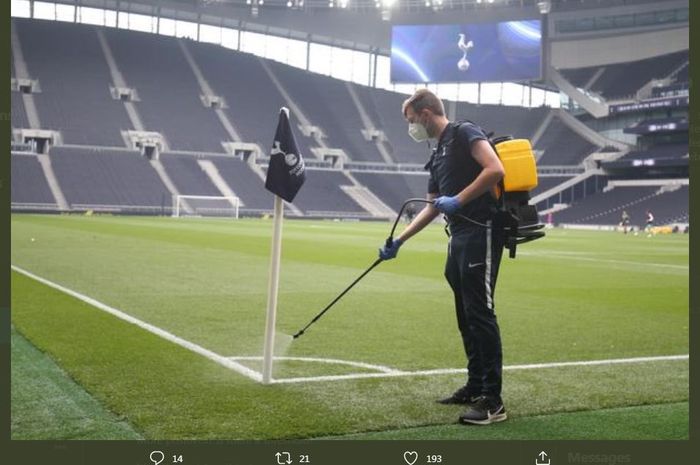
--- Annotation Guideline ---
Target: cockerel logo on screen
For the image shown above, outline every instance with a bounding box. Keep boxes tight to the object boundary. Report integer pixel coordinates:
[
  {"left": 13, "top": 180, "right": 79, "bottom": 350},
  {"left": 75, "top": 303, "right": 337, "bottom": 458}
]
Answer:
[{"left": 457, "top": 34, "right": 474, "bottom": 72}]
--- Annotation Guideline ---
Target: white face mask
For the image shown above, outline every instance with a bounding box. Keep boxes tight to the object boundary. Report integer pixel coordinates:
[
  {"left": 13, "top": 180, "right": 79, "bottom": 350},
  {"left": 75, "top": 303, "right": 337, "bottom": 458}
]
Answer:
[{"left": 408, "top": 122, "right": 429, "bottom": 142}]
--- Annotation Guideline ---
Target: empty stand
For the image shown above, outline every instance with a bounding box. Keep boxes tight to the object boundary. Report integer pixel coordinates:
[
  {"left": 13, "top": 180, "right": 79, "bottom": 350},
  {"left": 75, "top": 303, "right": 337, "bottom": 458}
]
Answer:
[
  {"left": 189, "top": 44, "right": 300, "bottom": 154},
  {"left": 357, "top": 88, "right": 428, "bottom": 164},
  {"left": 531, "top": 176, "right": 572, "bottom": 197},
  {"left": 620, "top": 144, "right": 688, "bottom": 160},
  {"left": 352, "top": 172, "right": 429, "bottom": 212},
  {"left": 11, "top": 91, "right": 29, "bottom": 129},
  {"left": 285, "top": 170, "right": 367, "bottom": 215},
  {"left": 592, "top": 186, "right": 688, "bottom": 226},
  {"left": 15, "top": 19, "right": 132, "bottom": 146},
  {"left": 674, "top": 62, "right": 689, "bottom": 82},
  {"left": 10, "top": 18, "right": 687, "bottom": 225},
  {"left": 535, "top": 116, "right": 598, "bottom": 165},
  {"left": 210, "top": 157, "right": 273, "bottom": 211},
  {"left": 455, "top": 103, "right": 548, "bottom": 141},
  {"left": 553, "top": 186, "right": 658, "bottom": 224},
  {"left": 159, "top": 154, "right": 221, "bottom": 197},
  {"left": 560, "top": 50, "right": 688, "bottom": 101},
  {"left": 104, "top": 31, "right": 230, "bottom": 153},
  {"left": 350, "top": 84, "right": 385, "bottom": 137},
  {"left": 560, "top": 67, "right": 599, "bottom": 89},
  {"left": 11, "top": 154, "right": 56, "bottom": 206},
  {"left": 50, "top": 146, "right": 171, "bottom": 210},
  {"left": 268, "top": 62, "right": 385, "bottom": 162}
]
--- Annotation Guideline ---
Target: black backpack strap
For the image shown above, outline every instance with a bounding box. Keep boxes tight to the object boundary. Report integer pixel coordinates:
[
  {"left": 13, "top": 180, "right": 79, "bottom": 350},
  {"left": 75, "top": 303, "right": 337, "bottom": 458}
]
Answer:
[{"left": 454, "top": 119, "right": 510, "bottom": 208}]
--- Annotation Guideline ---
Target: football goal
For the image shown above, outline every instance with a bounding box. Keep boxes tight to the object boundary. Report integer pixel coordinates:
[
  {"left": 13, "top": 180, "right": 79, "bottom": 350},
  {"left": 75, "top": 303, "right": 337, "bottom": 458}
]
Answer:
[{"left": 172, "top": 195, "right": 240, "bottom": 219}]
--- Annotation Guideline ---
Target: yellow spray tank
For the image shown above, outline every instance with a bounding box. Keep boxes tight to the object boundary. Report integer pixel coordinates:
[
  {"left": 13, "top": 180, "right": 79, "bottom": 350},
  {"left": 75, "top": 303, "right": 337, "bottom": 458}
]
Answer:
[
  {"left": 491, "top": 137, "right": 545, "bottom": 258},
  {"left": 495, "top": 138, "right": 539, "bottom": 193}
]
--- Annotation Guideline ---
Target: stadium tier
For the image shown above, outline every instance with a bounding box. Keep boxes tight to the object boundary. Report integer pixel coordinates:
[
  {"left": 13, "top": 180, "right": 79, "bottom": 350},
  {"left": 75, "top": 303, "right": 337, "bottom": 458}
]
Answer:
[
  {"left": 50, "top": 146, "right": 171, "bottom": 211},
  {"left": 674, "top": 62, "right": 689, "bottom": 82},
  {"left": 187, "top": 43, "right": 314, "bottom": 156},
  {"left": 15, "top": 19, "right": 132, "bottom": 146},
  {"left": 209, "top": 157, "right": 276, "bottom": 212},
  {"left": 103, "top": 30, "right": 233, "bottom": 153},
  {"left": 620, "top": 143, "right": 689, "bottom": 160},
  {"left": 551, "top": 185, "right": 691, "bottom": 226},
  {"left": 159, "top": 154, "right": 222, "bottom": 197},
  {"left": 10, "top": 91, "right": 29, "bottom": 129},
  {"left": 559, "top": 66, "right": 599, "bottom": 89},
  {"left": 358, "top": 87, "right": 428, "bottom": 164},
  {"left": 9, "top": 18, "right": 688, "bottom": 224},
  {"left": 560, "top": 50, "right": 688, "bottom": 101},
  {"left": 350, "top": 84, "right": 388, "bottom": 145},
  {"left": 455, "top": 102, "right": 548, "bottom": 141},
  {"left": 594, "top": 186, "right": 688, "bottom": 226},
  {"left": 531, "top": 176, "right": 573, "bottom": 197},
  {"left": 352, "top": 172, "right": 429, "bottom": 212},
  {"left": 267, "top": 62, "right": 385, "bottom": 163},
  {"left": 280, "top": 170, "right": 366, "bottom": 216},
  {"left": 534, "top": 116, "right": 598, "bottom": 165},
  {"left": 10, "top": 154, "right": 56, "bottom": 207}
]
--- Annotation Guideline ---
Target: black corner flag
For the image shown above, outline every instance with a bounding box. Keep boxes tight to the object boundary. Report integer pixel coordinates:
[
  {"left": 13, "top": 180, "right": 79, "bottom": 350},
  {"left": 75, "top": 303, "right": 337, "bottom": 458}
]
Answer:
[{"left": 265, "top": 108, "right": 306, "bottom": 203}]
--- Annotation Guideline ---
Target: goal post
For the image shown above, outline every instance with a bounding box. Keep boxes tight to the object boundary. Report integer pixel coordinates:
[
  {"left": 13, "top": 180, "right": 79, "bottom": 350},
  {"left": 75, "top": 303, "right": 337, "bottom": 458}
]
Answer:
[{"left": 172, "top": 195, "right": 240, "bottom": 218}]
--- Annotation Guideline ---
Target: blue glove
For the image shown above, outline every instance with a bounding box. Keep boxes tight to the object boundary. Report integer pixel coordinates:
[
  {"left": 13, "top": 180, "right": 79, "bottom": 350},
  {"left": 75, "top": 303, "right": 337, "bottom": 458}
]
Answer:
[
  {"left": 433, "top": 196, "right": 462, "bottom": 215},
  {"left": 379, "top": 238, "right": 403, "bottom": 260}
]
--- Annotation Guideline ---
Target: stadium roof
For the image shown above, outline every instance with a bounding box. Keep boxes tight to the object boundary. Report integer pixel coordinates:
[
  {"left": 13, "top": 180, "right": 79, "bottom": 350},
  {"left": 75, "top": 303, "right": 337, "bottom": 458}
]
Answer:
[{"left": 60, "top": 0, "right": 684, "bottom": 16}]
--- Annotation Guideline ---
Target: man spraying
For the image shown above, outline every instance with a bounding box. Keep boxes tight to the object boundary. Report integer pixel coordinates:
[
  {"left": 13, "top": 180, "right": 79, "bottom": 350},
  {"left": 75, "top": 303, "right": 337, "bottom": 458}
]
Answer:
[{"left": 379, "top": 89, "right": 508, "bottom": 425}]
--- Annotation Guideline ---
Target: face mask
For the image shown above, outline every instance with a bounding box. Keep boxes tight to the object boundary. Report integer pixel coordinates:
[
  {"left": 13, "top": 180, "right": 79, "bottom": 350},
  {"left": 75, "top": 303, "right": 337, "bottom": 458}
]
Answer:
[{"left": 408, "top": 122, "right": 429, "bottom": 142}]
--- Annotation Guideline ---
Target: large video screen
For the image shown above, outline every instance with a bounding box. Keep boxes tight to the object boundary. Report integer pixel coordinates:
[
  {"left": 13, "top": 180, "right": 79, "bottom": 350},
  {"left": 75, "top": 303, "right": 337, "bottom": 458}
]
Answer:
[{"left": 390, "top": 20, "right": 542, "bottom": 83}]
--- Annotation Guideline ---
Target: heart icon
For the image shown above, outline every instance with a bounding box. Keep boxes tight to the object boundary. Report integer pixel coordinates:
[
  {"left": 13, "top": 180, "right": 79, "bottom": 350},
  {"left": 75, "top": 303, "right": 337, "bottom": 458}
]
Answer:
[{"left": 403, "top": 451, "right": 418, "bottom": 465}]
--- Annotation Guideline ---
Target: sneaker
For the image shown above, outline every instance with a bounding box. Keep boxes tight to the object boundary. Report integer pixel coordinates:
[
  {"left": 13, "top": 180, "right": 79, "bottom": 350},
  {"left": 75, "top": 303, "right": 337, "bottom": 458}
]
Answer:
[
  {"left": 458, "top": 396, "right": 507, "bottom": 425},
  {"left": 437, "top": 385, "right": 481, "bottom": 405}
]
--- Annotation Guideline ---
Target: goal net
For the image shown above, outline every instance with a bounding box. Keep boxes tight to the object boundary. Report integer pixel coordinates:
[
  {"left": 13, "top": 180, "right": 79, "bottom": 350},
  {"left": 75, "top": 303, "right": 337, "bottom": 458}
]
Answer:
[{"left": 172, "top": 195, "right": 240, "bottom": 218}]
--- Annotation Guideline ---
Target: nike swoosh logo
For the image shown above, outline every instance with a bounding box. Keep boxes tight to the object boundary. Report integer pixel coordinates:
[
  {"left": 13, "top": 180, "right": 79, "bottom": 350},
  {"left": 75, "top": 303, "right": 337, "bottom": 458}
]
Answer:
[
  {"left": 487, "top": 406, "right": 505, "bottom": 420},
  {"left": 468, "top": 262, "right": 484, "bottom": 268}
]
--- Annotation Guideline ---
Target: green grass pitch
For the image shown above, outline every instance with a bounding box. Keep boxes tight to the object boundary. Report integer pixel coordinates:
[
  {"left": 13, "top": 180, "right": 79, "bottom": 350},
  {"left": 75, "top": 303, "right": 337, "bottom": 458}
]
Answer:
[{"left": 10, "top": 214, "right": 688, "bottom": 439}]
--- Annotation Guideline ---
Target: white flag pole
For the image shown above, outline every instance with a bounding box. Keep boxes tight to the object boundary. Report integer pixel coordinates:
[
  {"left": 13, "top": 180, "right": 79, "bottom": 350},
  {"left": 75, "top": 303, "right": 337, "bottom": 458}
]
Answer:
[{"left": 262, "top": 194, "right": 284, "bottom": 384}]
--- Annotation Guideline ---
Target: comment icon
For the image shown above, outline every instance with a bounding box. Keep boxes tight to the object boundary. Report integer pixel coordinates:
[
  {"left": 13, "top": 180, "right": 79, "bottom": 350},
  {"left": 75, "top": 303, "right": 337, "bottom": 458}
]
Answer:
[{"left": 150, "top": 450, "right": 165, "bottom": 465}]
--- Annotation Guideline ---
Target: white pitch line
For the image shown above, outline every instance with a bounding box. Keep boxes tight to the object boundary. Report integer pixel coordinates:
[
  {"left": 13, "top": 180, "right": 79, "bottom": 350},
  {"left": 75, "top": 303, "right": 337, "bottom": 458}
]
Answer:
[
  {"left": 11, "top": 266, "right": 689, "bottom": 386},
  {"left": 11, "top": 265, "right": 263, "bottom": 383},
  {"left": 229, "top": 356, "right": 403, "bottom": 374},
  {"left": 270, "top": 354, "right": 689, "bottom": 384}
]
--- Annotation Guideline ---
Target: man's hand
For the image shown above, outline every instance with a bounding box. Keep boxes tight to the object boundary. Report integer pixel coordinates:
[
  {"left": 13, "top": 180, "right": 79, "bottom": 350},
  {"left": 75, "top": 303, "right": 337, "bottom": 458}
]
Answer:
[
  {"left": 433, "top": 196, "right": 462, "bottom": 215},
  {"left": 379, "top": 238, "right": 403, "bottom": 260}
]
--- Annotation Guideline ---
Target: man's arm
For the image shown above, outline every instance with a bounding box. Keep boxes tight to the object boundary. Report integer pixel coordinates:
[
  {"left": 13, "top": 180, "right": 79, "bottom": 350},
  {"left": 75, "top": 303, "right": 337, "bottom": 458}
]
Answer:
[
  {"left": 397, "top": 193, "right": 440, "bottom": 243},
  {"left": 454, "top": 139, "right": 505, "bottom": 206}
]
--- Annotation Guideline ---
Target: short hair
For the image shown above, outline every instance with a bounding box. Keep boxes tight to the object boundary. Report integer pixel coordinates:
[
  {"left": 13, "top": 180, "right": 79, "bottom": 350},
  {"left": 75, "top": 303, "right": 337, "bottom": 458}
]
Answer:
[{"left": 402, "top": 89, "right": 445, "bottom": 117}]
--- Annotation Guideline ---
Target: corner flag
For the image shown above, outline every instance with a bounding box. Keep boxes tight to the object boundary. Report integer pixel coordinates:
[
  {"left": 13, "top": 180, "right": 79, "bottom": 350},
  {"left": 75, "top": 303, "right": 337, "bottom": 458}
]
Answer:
[
  {"left": 265, "top": 108, "right": 306, "bottom": 203},
  {"left": 262, "top": 107, "right": 305, "bottom": 384}
]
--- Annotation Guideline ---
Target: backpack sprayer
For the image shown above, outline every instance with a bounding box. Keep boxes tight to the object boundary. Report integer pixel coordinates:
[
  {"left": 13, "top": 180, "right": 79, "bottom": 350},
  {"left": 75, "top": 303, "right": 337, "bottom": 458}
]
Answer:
[
  {"left": 489, "top": 136, "right": 546, "bottom": 258},
  {"left": 292, "top": 136, "right": 545, "bottom": 339}
]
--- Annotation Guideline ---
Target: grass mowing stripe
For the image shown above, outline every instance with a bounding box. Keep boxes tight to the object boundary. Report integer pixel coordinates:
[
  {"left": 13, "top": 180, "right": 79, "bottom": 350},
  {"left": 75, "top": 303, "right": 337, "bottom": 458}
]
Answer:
[
  {"left": 11, "top": 270, "right": 688, "bottom": 439},
  {"left": 11, "top": 265, "right": 263, "bottom": 383},
  {"left": 332, "top": 402, "right": 689, "bottom": 440},
  {"left": 11, "top": 326, "right": 142, "bottom": 440},
  {"left": 11, "top": 271, "right": 355, "bottom": 439},
  {"left": 12, "top": 264, "right": 688, "bottom": 385},
  {"left": 10, "top": 216, "right": 688, "bottom": 439}
]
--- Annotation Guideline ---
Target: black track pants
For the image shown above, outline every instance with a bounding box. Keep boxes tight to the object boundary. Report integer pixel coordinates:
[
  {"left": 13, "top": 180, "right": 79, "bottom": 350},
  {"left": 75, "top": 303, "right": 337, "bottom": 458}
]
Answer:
[{"left": 444, "top": 223, "right": 505, "bottom": 398}]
